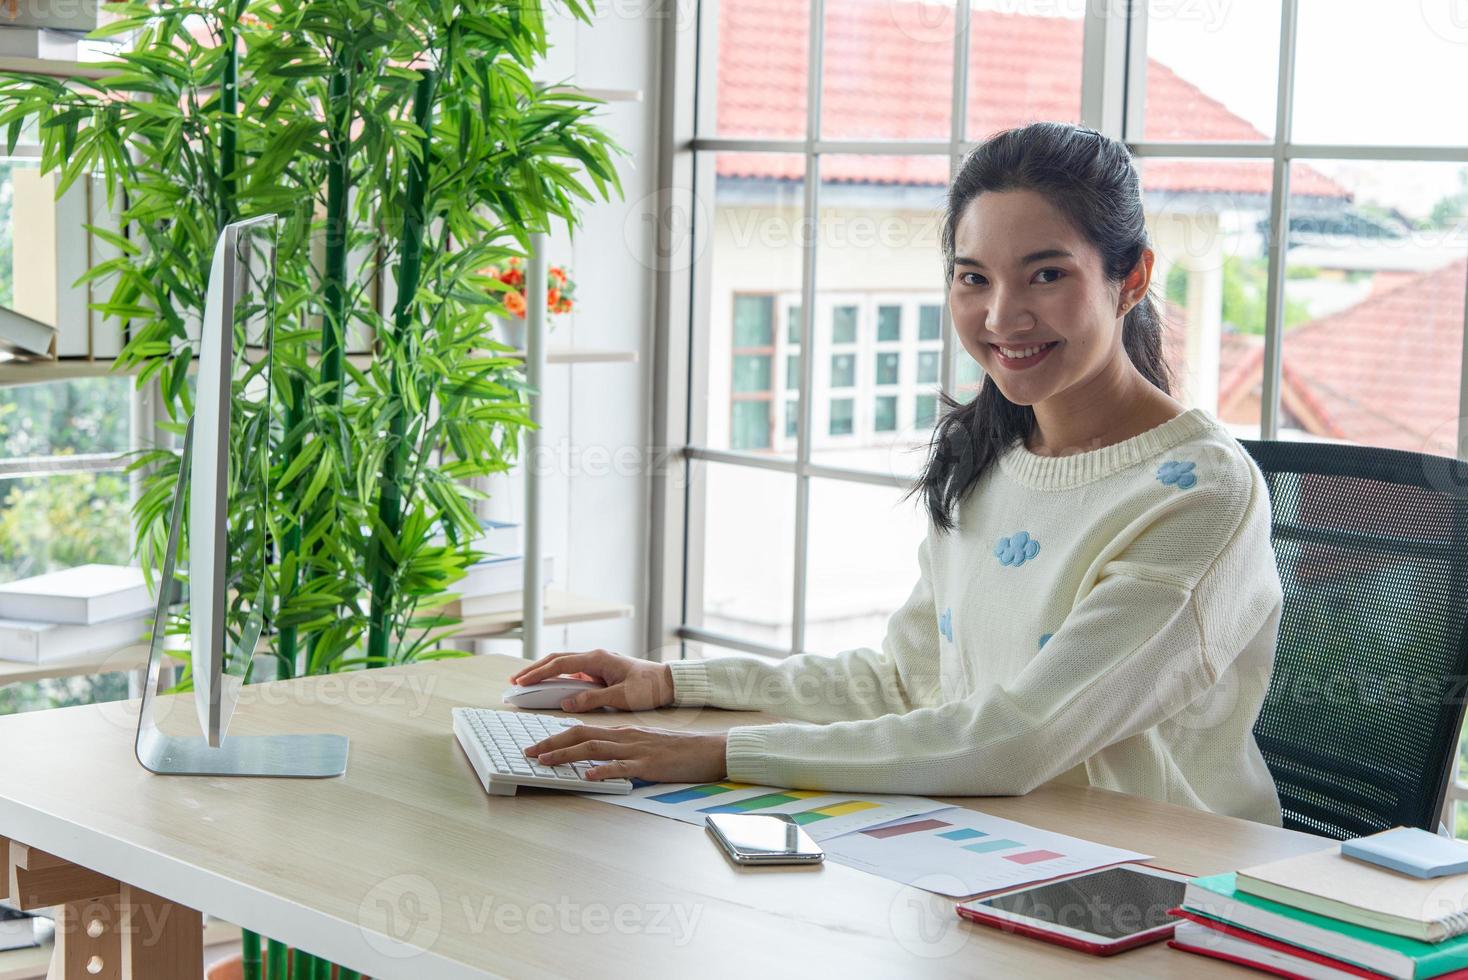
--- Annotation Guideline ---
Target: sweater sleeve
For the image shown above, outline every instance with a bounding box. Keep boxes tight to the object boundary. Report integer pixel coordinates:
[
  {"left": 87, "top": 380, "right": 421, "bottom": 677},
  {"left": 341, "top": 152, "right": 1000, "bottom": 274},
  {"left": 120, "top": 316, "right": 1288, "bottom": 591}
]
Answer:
[
  {"left": 719, "top": 456, "right": 1282, "bottom": 795},
  {"left": 667, "top": 535, "right": 942, "bottom": 723}
]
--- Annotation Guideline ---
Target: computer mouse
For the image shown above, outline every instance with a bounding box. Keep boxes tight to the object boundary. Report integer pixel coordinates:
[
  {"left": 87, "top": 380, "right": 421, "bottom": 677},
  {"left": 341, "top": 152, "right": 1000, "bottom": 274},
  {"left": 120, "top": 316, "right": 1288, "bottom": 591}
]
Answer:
[{"left": 501, "top": 677, "right": 605, "bottom": 710}]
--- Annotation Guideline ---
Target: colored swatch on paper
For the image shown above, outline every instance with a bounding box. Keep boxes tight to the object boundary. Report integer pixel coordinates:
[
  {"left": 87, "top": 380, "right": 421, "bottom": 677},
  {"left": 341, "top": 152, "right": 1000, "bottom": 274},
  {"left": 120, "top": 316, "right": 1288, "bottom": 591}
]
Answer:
[
  {"left": 1005, "top": 849, "right": 1063, "bottom": 865},
  {"left": 962, "top": 838, "right": 1022, "bottom": 854},
  {"left": 699, "top": 790, "right": 826, "bottom": 814},
  {"left": 861, "top": 818, "right": 953, "bottom": 839},
  {"left": 648, "top": 781, "right": 753, "bottom": 805},
  {"left": 938, "top": 828, "right": 987, "bottom": 841},
  {"left": 790, "top": 800, "right": 883, "bottom": 825}
]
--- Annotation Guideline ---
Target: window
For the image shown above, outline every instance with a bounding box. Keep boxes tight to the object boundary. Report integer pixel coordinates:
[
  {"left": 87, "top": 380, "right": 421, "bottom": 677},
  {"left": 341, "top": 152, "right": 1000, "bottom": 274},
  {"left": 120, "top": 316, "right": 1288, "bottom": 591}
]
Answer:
[
  {"left": 917, "top": 351, "right": 939, "bottom": 385},
  {"left": 918, "top": 304, "right": 941, "bottom": 341},
  {"left": 831, "top": 305, "right": 857, "bottom": 344},
  {"left": 676, "top": 0, "right": 1468, "bottom": 710},
  {"left": 729, "top": 294, "right": 776, "bottom": 451},
  {"left": 875, "top": 352, "right": 899, "bottom": 386},
  {"left": 876, "top": 305, "right": 901, "bottom": 342},
  {"left": 828, "top": 398, "right": 854, "bottom": 436},
  {"left": 873, "top": 395, "right": 897, "bottom": 433},
  {"left": 914, "top": 394, "right": 937, "bottom": 430}
]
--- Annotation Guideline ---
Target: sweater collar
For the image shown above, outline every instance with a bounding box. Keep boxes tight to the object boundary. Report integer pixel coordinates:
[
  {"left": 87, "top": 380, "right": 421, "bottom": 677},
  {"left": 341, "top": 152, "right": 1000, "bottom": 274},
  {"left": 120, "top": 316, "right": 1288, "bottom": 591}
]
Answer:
[{"left": 997, "top": 407, "right": 1216, "bottom": 490}]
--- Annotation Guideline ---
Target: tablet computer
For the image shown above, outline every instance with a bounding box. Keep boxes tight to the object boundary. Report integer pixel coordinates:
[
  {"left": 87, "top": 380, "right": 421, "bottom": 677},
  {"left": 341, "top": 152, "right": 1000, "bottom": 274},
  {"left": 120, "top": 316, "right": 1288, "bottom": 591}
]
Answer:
[{"left": 956, "top": 863, "right": 1189, "bottom": 955}]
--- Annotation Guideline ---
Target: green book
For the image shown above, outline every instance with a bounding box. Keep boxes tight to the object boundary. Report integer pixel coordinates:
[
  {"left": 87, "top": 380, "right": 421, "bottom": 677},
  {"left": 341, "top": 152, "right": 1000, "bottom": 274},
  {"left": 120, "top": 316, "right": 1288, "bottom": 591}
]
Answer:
[{"left": 1183, "top": 873, "right": 1468, "bottom": 980}]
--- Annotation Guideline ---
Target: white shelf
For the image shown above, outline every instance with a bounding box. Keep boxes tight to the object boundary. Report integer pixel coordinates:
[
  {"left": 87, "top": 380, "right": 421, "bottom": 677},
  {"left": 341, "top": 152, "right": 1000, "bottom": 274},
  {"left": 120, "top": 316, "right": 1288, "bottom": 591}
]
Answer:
[
  {"left": 536, "top": 83, "right": 643, "bottom": 103},
  {"left": 450, "top": 587, "right": 634, "bottom": 641},
  {"left": 0, "top": 344, "right": 639, "bottom": 385},
  {"left": 0, "top": 56, "right": 116, "bottom": 80}
]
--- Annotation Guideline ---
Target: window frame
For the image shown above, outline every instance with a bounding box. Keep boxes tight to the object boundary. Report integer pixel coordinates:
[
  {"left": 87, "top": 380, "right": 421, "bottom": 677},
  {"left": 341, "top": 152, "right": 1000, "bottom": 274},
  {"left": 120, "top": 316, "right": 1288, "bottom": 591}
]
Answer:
[{"left": 650, "top": 0, "right": 1468, "bottom": 687}]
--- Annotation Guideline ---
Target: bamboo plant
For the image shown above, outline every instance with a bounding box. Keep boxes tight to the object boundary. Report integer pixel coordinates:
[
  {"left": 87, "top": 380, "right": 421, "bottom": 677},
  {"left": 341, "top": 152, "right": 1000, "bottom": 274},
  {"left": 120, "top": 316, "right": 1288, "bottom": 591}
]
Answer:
[{"left": 0, "top": 1, "right": 622, "bottom": 976}]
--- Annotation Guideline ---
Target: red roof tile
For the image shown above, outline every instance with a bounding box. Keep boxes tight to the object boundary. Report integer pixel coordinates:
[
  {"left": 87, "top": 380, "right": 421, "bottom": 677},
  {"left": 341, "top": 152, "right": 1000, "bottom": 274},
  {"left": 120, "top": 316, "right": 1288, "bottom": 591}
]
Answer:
[
  {"left": 1213, "top": 260, "right": 1467, "bottom": 453},
  {"left": 714, "top": 0, "right": 1346, "bottom": 199},
  {"left": 1277, "top": 259, "right": 1467, "bottom": 454}
]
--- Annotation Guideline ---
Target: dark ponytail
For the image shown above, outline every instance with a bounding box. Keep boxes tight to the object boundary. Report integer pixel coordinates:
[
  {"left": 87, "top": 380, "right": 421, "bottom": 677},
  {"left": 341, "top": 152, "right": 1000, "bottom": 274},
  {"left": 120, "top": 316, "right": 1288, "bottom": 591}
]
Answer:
[{"left": 909, "top": 121, "right": 1172, "bottom": 534}]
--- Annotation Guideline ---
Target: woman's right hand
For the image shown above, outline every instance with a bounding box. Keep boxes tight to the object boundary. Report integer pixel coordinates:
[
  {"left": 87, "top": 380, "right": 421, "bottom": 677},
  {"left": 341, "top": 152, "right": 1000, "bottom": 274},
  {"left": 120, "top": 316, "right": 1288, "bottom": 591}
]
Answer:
[{"left": 507, "top": 649, "right": 675, "bottom": 712}]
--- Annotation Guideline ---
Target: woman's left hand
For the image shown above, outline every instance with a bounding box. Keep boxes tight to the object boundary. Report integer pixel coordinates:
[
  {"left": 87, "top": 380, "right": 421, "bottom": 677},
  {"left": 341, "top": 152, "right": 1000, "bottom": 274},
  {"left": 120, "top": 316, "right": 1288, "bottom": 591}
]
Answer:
[{"left": 522, "top": 725, "right": 729, "bottom": 783}]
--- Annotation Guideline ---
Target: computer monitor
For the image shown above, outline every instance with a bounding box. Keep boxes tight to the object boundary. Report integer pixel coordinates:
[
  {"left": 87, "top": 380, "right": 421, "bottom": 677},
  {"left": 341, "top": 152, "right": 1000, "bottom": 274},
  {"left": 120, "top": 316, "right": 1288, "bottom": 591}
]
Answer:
[{"left": 134, "top": 214, "right": 348, "bottom": 778}]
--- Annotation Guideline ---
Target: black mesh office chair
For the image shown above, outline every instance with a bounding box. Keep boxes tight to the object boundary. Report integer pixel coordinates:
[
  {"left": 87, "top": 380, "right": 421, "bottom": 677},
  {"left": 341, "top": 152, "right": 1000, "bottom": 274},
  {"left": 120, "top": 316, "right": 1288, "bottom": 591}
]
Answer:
[{"left": 1241, "top": 439, "right": 1468, "bottom": 839}]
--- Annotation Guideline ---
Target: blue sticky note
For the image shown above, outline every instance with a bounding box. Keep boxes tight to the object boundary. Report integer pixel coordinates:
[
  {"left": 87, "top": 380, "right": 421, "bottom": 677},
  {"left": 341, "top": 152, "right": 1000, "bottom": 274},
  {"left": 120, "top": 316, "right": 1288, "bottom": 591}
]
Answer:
[{"left": 1342, "top": 827, "right": 1468, "bottom": 879}]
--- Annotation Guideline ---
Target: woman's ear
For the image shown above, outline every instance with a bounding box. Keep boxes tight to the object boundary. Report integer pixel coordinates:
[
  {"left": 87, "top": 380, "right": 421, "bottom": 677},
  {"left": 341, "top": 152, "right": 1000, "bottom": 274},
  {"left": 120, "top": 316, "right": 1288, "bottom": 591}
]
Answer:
[{"left": 1117, "top": 248, "right": 1156, "bottom": 316}]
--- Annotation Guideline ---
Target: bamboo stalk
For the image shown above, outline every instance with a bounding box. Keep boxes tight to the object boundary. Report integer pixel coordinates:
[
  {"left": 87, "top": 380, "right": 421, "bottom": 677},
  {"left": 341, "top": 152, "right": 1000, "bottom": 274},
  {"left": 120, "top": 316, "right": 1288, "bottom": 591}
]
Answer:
[
  {"left": 266, "top": 938, "right": 288, "bottom": 980},
  {"left": 365, "top": 68, "right": 437, "bottom": 665},
  {"left": 217, "top": 1, "right": 242, "bottom": 231},
  {"left": 241, "top": 929, "right": 261, "bottom": 980},
  {"left": 320, "top": 48, "right": 351, "bottom": 405},
  {"left": 292, "top": 950, "right": 315, "bottom": 980}
]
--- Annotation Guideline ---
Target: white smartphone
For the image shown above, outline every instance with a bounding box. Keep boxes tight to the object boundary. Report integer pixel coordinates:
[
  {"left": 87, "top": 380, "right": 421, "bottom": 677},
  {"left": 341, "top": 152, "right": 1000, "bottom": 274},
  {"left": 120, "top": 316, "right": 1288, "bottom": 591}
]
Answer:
[{"left": 705, "top": 813, "right": 825, "bottom": 865}]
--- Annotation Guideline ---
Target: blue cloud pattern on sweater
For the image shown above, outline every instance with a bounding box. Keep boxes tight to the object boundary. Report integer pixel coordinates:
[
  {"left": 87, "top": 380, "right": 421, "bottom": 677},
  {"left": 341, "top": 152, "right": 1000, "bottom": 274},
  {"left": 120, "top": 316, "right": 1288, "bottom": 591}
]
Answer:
[
  {"left": 994, "top": 530, "right": 1040, "bottom": 566},
  {"left": 938, "top": 607, "right": 953, "bottom": 643},
  {"left": 1157, "top": 459, "right": 1197, "bottom": 489}
]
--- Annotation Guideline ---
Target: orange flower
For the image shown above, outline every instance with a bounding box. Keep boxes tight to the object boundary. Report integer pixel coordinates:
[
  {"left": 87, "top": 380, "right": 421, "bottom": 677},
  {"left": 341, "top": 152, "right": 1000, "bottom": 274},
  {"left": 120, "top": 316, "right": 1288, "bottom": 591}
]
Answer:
[
  {"left": 547, "top": 287, "right": 561, "bottom": 307},
  {"left": 505, "top": 268, "right": 524, "bottom": 287},
  {"left": 549, "top": 266, "right": 567, "bottom": 286},
  {"left": 504, "top": 291, "right": 527, "bottom": 318}
]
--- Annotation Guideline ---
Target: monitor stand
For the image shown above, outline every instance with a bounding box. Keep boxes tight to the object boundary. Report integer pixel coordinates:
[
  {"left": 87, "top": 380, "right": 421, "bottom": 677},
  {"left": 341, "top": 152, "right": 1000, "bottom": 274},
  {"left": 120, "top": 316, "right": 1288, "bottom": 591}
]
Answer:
[{"left": 134, "top": 418, "right": 349, "bottom": 778}]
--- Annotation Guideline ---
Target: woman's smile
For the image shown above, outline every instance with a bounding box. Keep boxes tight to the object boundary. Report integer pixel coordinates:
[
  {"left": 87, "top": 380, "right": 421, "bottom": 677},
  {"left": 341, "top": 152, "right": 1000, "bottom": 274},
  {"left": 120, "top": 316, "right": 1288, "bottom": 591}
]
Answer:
[{"left": 990, "top": 340, "right": 1061, "bottom": 370}]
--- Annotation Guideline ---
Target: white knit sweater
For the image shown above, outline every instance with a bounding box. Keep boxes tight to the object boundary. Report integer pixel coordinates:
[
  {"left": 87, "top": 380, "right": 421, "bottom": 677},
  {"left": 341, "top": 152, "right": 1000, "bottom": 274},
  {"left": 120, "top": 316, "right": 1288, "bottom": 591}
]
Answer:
[{"left": 669, "top": 407, "right": 1285, "bottom": 826}]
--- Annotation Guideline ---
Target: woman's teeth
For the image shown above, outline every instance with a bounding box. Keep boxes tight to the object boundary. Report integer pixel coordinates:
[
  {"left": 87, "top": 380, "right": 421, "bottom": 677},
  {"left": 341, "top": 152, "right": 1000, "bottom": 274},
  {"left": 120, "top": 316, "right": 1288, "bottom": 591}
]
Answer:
[{"left": 996, "top": 342, "right": 1056, "bottom": 359}]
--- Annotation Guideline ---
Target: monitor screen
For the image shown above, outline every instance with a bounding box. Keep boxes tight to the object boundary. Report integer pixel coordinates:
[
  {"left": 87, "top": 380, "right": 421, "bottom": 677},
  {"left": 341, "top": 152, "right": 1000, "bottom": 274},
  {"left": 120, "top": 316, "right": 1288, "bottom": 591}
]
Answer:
[{"left": 189, "top": 214, "right": 278, "bottom": 744}]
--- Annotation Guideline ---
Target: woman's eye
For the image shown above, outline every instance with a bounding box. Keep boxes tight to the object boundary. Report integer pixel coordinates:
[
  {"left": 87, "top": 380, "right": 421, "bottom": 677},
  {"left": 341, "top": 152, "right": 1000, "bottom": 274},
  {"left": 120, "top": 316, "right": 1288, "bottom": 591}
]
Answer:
[
  {"left": 962, "top": 273, "right": 987, "bottom": 287},
  {"left": 1035, "top": 268, "right": 1064, "bottom": 284}
]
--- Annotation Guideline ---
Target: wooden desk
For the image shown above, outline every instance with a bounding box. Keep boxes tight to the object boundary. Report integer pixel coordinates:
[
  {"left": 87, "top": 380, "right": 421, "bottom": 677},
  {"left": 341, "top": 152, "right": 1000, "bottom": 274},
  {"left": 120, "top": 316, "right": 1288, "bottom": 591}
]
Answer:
[{"left": 0, "top": 654, "right": 1326, "bottom": 978}]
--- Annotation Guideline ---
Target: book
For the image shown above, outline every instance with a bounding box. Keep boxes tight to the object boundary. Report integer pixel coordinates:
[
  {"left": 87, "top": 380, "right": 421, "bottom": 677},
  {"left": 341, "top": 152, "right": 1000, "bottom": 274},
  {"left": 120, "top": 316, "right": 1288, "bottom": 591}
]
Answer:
[
  {"left": 0, "top": 615, "right": 149, "bottom": 664},
  {"left": 0, "top": 305, "right": 56, "bottom": 358},
  {"left": 1181, "top": 873, "right": 1468, "bottom": 980},
  {"left": 1238, "top": 847, "right": 1468, "bottom": 942},
  {"left": 1343, "top": 829, "right": 1468, "bottom": 880},
  {"left": 458, "top": 554, "right": 553, "bottom": 599},
  {"left": 0, "top": 564, "right": 151, "bottom": 625},
  {"left": 426, "top": 592, "right": 550, "bottom": 619},
  {"left": 0, "top": 25, "right": 79, "bottom": 58},
  {"left": 428, "top": 518, "right": 521, "bottom": 557},
  {"left": 1171, "top": 919, "right": 1380, "bottom": 979},
  {"left": 0, "top": 0, "right": 101, "bottom": 32},
  {"left": 0, "top": 905, "right": 39, "bottom": 953}
]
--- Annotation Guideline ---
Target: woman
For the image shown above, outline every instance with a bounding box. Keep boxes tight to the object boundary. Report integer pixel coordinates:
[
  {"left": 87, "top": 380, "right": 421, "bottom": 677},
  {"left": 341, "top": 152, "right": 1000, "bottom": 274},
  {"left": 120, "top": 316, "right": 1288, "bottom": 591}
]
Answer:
[{"left": 512, "top": 121, "right": 1284, "bottom": 825}]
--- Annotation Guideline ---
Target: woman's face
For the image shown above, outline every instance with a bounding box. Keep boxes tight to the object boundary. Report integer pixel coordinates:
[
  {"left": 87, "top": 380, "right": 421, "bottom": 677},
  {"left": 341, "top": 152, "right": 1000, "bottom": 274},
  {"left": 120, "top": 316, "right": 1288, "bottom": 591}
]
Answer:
[{"left": 948, "top": 188, "right": 1147, "bottom": 408}]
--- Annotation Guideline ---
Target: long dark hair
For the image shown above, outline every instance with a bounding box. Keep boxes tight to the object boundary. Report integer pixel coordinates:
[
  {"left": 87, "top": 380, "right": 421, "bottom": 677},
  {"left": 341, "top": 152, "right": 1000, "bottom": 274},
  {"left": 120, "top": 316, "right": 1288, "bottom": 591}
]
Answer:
[{"left": 910, "top": 121, "right": 1172, "bottom": 534}]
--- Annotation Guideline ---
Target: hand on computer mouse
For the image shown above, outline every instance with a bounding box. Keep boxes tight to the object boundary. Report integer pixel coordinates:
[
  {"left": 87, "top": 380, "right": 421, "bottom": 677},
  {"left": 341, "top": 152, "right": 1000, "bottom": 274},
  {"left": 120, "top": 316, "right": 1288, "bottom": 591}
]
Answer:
[{"left": 508, "top": 649, "right": 674, "bottom": 712}]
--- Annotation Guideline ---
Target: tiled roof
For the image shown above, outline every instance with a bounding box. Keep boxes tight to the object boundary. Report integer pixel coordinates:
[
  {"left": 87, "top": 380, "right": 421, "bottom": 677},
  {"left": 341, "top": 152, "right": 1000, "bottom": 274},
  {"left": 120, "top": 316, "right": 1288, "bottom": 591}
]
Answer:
[
  {"left": 715, "top": 0, "right": 1347, "bottom": 199},
  {"left": 1216, "top": 259, "right": 1468, "bottom": 454}
]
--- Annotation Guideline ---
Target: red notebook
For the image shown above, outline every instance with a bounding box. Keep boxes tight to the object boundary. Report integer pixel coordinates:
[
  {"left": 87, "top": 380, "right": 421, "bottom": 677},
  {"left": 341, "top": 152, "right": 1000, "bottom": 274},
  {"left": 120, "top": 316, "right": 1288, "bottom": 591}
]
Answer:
[{"left": 1169, "top": 910, "right": 1468, "bottom": 980}]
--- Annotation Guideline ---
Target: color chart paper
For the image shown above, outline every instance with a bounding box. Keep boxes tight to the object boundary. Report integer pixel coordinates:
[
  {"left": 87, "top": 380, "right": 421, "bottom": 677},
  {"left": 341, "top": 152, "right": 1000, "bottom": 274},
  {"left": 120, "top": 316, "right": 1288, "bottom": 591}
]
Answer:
[
  {"left": 589, "top": 780, "right": 947, "bottom": 841},
  {"left": 820, "top": 806, "right": 1151, "bottom": 897}
]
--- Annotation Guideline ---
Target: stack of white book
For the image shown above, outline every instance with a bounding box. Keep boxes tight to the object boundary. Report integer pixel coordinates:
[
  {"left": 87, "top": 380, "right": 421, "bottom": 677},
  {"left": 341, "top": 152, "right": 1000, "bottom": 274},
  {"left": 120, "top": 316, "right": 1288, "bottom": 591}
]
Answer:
[
  {"left": 0, "top": 26, "right": 81, "bottom": 60},
  {"left": 0, "top": 904, "right": 40, "bottom": 953},
  {"left": 423, "top": 520, "right": 555, "bottom": 618},
  {"left": 0, "top": 564, "right": 153, "bottom": 664}
]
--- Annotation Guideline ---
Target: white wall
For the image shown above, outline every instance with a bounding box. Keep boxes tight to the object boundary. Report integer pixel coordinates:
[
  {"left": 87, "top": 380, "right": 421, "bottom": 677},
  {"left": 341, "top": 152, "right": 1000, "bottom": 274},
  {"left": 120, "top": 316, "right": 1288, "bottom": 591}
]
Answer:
[{"left": 476, "top": 4, "right": 662, "bottom": 662}]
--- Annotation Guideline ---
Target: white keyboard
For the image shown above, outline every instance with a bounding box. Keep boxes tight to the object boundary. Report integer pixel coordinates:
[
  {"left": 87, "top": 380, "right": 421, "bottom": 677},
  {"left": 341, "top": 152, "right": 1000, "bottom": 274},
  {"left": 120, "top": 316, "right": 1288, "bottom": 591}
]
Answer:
[{"left": 452, "top": 707, "right": 633, "bottom": 796}]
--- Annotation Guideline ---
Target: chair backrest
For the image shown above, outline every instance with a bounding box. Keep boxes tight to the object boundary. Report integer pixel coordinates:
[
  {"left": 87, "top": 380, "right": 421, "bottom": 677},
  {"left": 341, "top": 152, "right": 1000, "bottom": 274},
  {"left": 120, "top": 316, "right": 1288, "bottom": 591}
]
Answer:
[{"left": 1241, "top": 439, "right": 1468, "bottom": 839}]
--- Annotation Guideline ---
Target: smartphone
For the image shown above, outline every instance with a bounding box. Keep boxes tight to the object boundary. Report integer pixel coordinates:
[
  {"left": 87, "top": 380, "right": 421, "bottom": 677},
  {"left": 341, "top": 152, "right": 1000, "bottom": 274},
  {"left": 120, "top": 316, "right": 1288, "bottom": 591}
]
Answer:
[{"left": 705, "top": 813, "right": 825, "bottom": 865}]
